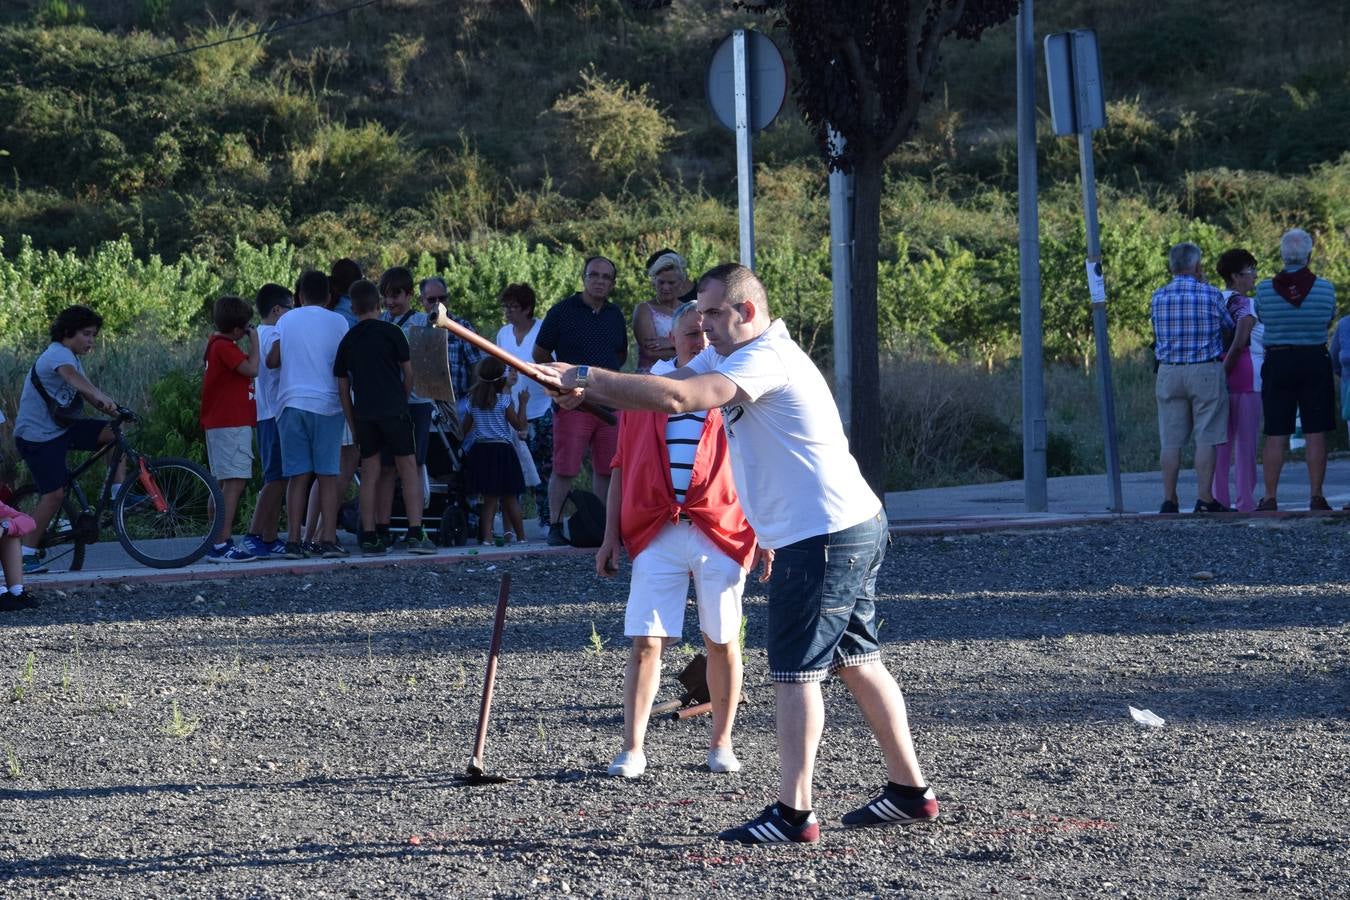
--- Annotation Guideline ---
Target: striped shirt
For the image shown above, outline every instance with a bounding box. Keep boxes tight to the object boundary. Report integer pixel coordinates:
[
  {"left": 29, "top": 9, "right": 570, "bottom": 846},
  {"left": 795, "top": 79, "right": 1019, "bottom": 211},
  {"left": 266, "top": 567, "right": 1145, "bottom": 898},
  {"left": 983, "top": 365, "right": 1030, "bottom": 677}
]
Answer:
[
  {"left": 665, "top": 410, "right": 708, "bottom": 504},
  {"left": 468, "top": 393, "right": 515, "bottom": 444},
  {"left": 1151, "top": 275, "right": 1228, "bottom": 364},
  {"left": 1254, "top": 269, "right": 1335, "bottom": 346}
]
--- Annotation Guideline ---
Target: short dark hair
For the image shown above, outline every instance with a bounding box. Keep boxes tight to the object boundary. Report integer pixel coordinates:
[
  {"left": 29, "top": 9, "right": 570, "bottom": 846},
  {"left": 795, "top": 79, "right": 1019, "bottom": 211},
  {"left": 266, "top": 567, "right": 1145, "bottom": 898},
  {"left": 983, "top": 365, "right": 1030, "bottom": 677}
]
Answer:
[
  {"left": 378, "top": 266, "right": 414, "bottom": 299},
  {"left": 498, "top": 283, "right": 537, "bottom": 317},
  {"left": 582, "top": 255, "right": 616, "bottom": 278},
  {"left": 295, "top": 270, "right": 329, "bottom": 308},
  {"left": 696, "top": 263, "right": 768, "bottom": 314},
  {"left": 329, "top": 258, "right": 363, "bottom": 306},
  {"left": 213, "top": 295, "right": 252, "bottom": 333},
  {"left": 1216, "top": 248, "right": 1258, "bottom": 286},
  {"left": 349, "top": 279, "right": 381, "bottom": 315},
  {"left": 49, "top": 305, "right": 103, "bottom": 344},
  {"left": 255, "top": 283, "right": 292, "bottom": 320}
]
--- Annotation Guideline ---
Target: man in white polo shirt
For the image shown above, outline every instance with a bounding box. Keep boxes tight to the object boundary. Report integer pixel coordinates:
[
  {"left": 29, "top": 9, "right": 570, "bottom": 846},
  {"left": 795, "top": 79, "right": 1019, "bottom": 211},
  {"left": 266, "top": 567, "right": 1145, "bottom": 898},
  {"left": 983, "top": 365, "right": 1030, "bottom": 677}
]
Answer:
[{"left": 538, "top": 263, "right": 936, "bottom": 845}]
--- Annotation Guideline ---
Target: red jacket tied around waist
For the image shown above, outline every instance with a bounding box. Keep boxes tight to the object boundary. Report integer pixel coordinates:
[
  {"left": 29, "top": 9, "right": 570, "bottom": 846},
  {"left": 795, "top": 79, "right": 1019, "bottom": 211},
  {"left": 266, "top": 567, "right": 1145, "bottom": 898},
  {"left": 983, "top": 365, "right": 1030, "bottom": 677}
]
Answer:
[{"left": 610, "top": 408, "right": 757, "bottom": 569}]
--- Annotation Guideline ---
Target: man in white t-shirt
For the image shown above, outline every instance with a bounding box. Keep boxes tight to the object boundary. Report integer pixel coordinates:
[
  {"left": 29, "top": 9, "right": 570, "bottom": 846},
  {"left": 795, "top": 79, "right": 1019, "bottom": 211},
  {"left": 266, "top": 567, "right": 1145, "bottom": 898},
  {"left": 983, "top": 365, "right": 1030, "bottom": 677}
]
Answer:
[
  {"left": 538, "top": 263, "right": 936, "bottom": 846},
  {"left": 265, "top": 270, "right": 350, "bottom": 559}
]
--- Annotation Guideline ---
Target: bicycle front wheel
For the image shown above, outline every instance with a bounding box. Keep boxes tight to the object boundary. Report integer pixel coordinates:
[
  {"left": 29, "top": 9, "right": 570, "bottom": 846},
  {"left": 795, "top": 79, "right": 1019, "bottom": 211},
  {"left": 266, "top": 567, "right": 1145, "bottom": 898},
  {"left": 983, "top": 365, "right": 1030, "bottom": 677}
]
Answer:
[
  {"left": 11, "top": 485, "right": 88, "bottom": 572},
  {"left": 114, "top": 457, "right": 224, "bottom": 568}
]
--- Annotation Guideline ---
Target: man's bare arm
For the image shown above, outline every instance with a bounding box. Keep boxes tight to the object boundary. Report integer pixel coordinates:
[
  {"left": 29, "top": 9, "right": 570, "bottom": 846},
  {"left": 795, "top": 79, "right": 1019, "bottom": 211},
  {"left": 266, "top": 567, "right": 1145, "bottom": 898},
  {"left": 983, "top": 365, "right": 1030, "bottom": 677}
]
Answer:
[{"left": 538, "top": 363, "right": 743, "bottom": 413}]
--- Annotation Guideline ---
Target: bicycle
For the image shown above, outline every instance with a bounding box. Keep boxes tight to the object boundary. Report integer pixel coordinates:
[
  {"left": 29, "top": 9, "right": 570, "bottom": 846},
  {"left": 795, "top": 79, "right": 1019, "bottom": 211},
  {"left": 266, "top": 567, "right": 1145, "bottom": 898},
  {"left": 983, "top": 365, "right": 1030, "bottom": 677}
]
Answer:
[{"left": 12, "top": 408, "right": 225, "bottom": 571}]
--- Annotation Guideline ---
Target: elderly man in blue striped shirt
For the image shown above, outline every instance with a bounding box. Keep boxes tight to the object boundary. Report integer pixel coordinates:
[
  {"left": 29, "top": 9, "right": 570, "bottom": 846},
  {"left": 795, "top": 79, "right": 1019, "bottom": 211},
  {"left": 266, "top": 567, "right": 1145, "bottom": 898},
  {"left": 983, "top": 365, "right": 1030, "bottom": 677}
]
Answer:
[
  {"left": 1253, "top": 228, "right": 1337, "bottom": 511},
  {"left": 1151, "top": 242, "right": 1230, "bottom": 514}
]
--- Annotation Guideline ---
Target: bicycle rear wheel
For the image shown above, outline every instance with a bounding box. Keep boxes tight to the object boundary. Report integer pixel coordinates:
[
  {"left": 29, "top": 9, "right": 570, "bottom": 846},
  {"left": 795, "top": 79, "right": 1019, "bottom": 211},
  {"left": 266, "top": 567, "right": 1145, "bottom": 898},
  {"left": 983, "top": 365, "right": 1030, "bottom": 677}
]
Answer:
[
  {"left": 113, "top": 457, "right": 224, "bottom": 568},
  {"left": 11, "top": 485, "right": 88, "bottom": 572}
]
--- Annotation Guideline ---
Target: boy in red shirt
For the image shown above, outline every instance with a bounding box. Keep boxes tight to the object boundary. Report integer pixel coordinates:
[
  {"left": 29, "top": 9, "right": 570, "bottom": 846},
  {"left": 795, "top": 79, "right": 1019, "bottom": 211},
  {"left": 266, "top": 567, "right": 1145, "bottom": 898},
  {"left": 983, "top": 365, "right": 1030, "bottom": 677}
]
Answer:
[{"left": 201, "top": 296, "right": 261, "bottom": 562}]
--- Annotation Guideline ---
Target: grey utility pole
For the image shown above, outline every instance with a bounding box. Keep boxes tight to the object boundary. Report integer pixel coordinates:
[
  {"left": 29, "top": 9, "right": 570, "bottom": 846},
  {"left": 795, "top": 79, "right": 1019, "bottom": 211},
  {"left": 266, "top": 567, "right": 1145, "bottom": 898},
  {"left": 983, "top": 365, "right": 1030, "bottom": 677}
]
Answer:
[
  {"left": 1016, "top": 0, "right": 1048, "bottom": 512},
  {"left": 733, "top": 30, "right": 755, "bottom": 269},
  {"left": 828, "top": 128, "right": 854, "bottom": 430}
]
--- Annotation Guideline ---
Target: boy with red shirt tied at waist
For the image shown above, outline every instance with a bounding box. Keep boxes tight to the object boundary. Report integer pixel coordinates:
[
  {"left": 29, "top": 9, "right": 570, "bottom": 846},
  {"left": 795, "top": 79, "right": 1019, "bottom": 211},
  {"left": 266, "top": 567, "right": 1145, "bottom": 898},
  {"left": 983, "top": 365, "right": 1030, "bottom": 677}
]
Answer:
[
  {"left": 596, "top": 302, "right": 771, "bottom": 778},
  {"left": 201, "top": 296, "right": 261, "bottom": 562}
]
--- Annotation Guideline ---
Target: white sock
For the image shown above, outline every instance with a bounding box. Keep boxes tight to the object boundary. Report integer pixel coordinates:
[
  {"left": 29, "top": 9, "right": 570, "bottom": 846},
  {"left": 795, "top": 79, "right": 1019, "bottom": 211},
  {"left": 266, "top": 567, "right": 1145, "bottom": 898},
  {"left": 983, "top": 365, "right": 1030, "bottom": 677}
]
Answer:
[
  {"left": 21, "top": 546, "right": 37, "bottom": 558},
  {"left": 111, "top": 482, "right": 123, "bottom": 497},
  {"left": 10, "top": 585, "right": 23, "bottom": 597}
]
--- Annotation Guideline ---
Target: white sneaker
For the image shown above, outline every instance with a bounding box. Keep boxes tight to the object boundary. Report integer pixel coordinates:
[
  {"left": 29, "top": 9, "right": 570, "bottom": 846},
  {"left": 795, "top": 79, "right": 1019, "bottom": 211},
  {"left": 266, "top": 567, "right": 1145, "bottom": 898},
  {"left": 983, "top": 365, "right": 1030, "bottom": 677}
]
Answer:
[
  {"left": 607, "top": 749, "right": 647, "bottom": 778},
  {"left": 707, "top": 746, "right": 741, "bottom": 773}
]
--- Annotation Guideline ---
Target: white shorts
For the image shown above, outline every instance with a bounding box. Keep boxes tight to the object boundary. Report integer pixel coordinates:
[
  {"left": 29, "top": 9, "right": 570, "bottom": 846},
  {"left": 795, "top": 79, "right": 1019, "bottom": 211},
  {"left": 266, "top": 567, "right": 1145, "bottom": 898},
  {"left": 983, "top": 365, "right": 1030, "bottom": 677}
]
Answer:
[
  {"left": 205, "top": 426, "right": 254, "bottom": 481},
  {"left": 624, "top": 520, "right": 747, "bottom": 645}
]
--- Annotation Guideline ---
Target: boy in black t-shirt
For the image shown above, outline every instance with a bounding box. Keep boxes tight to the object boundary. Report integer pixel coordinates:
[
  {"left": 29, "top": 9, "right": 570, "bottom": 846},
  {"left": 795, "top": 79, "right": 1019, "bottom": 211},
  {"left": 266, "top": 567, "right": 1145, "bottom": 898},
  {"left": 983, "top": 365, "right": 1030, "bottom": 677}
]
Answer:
[{"left": 332, "top": 279, "right": 436, "bottom": 555}]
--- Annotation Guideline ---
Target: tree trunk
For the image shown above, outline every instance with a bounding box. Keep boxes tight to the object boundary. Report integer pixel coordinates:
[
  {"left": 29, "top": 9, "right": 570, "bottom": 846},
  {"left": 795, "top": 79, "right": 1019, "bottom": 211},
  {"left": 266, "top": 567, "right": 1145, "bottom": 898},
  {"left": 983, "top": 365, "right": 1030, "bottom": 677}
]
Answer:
[{"left": 848, "top": 150, "right": 885, "bottom": 494}]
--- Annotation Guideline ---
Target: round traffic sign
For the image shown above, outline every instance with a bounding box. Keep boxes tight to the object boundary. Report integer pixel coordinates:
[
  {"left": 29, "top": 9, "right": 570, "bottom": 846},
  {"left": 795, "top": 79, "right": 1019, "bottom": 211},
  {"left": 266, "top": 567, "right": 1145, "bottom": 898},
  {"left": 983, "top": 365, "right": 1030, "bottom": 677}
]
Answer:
[{"left": 705, "top": 30, "right": 787, "bottom": 133}]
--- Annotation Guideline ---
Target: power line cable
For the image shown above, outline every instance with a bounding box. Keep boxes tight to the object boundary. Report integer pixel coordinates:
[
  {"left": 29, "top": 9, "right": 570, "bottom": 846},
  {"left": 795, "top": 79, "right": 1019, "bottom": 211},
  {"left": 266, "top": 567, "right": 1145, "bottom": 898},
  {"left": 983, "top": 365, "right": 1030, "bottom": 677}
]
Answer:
[{"left": 2, "top": 0, "right": 382, "bottom": 91}]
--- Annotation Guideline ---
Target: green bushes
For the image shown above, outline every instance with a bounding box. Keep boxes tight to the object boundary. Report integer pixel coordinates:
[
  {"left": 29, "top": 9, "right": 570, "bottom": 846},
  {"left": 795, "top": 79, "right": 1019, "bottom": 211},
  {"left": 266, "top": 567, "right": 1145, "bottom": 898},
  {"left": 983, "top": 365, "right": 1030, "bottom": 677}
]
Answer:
[
  {"left": 134, "top": 369, "right": 207, "bottom": 465},
  {"left": 549, "top": 68, "right": 681, "bottom": 186},
  {"left": 0, "top": 235, "right": 217, "bottom": 343}
]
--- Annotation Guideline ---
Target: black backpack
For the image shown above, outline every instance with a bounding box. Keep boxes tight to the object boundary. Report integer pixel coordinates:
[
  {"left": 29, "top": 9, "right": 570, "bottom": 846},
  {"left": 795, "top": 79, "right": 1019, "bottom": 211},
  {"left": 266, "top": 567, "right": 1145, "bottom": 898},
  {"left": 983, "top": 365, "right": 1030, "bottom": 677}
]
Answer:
[{"left": 564, "top": 489, "right": 606, "bottom": 548}]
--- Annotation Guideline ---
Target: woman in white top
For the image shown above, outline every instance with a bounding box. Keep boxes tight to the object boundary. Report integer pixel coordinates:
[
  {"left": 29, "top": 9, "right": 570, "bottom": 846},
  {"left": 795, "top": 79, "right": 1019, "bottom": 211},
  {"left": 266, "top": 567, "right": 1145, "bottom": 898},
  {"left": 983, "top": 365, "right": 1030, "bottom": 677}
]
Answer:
[
  {"left": 494, "top": 283, "right": 554, "bottom": 526},
  {"left": 633, "top": 250, "right": 694, "bottom": 372}
]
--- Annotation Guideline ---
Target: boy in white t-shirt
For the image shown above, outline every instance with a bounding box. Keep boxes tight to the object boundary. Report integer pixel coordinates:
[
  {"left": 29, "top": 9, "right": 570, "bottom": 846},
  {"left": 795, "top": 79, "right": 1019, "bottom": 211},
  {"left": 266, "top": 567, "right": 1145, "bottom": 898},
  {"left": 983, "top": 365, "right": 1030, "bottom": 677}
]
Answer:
[
  {"left": 265, "top": 270, "right": 350, "bottom": 559},
  {"left": 241, "top": 283, "right": 294, "bottom": 559},
  {"left": 537, "top": 264, "right": 937, "bottom": 847}
]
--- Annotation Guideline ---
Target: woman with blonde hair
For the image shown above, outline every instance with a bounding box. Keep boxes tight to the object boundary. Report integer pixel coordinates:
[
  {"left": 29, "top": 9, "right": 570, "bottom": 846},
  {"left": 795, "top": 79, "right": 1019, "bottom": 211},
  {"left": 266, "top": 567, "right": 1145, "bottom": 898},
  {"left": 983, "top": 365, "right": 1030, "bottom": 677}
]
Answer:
[{"left": 633, "top": 249, "right": 694, "bottom": 372}]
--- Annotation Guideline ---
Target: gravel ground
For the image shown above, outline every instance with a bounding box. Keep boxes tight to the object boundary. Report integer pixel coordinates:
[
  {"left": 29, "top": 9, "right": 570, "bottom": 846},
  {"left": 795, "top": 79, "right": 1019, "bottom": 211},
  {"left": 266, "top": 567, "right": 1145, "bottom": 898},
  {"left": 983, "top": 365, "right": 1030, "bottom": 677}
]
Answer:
[{"left": 1, "top": 518, "right": 1346, "bottom": 898}]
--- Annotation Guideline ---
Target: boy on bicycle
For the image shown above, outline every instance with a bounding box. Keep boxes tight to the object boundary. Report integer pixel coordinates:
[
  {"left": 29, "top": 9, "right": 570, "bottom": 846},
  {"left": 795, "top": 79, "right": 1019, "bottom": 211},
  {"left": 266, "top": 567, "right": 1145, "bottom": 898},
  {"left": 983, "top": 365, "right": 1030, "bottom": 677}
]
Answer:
[{"left": 13, "top": 305, "right": 121, "bottom": 574}]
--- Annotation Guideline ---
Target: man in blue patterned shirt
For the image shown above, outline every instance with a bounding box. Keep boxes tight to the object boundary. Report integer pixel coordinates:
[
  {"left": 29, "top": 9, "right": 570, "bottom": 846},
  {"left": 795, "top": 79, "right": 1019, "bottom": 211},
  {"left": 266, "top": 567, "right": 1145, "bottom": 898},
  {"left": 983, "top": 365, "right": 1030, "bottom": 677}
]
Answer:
[
  {"left": 1150, "top": 242, "right": 1230, "bottom": 514},
  {"left": 418, "top": 276, "right": 484, "bottom": 401}
]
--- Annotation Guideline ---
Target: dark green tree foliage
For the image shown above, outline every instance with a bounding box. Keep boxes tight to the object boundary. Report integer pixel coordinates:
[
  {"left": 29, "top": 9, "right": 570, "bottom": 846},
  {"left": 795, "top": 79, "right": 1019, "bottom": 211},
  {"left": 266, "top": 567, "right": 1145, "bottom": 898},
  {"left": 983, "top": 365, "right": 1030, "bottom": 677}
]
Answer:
[{"left": 753, "top": 0, "right": 1017, "bottom": 490}]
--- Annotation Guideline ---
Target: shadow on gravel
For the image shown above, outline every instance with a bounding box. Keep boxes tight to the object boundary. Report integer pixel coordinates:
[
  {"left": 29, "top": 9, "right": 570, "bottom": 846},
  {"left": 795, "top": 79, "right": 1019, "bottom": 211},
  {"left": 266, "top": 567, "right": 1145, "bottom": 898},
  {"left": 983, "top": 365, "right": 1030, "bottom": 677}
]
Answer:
[
  {"left": 0, "top": 835, "right": 577, "bottom": 882},
  {"left": 873, "top": 591, "right": 1349, "bottom": 643},
  {"left": 916, "top": 668, "right": 1348, "bottom": 724}
]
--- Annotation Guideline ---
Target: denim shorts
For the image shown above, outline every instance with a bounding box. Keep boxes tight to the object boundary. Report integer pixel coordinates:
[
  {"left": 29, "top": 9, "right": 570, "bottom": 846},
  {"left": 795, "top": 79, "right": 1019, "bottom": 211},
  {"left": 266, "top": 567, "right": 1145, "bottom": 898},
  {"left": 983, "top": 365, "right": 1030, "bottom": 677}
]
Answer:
[
  {"left": 766, "top": 510, "right": 888, "bottom": 683},
  {"left": 256, "top": 417, "right": 284, "bottom": 485},
  {"left": 15, "top": 418, "right": 109, "bottom": 494},
  {"left": 277, "top": 407, "right": 343, "bottom": 478}
]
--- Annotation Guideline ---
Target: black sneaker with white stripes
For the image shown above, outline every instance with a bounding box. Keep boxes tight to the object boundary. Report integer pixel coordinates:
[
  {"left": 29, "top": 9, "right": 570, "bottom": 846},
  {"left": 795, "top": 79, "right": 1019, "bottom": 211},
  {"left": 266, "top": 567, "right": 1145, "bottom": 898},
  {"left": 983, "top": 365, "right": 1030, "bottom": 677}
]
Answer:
[
  {"left": 718, "top": 804, "right": 819, "bottom": 845},
  {"left": 841, "top": 785, "right": 940, "bottom": 827}
]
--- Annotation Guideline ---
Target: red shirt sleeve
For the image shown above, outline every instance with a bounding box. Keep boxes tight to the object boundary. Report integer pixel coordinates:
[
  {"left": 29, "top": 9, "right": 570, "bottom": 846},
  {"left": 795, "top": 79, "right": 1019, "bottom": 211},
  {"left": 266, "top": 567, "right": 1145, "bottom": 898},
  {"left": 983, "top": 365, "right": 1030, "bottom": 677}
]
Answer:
[{"left": 211, "top": 336, "right": 247, "bottom": 372}]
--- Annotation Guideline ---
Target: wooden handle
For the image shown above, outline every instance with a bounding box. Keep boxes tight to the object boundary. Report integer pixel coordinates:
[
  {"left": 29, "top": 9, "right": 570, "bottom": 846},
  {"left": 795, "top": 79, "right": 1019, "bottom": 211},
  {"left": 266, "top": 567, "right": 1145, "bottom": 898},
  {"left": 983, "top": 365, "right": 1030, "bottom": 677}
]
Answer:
[
  {"left": 469, "top": 573, "right": 512, "bottom": 772},
  {"left": 650, "top": 698, "right": 685, "bottom": 716},
  {"left": 432, "top": 309, "right": 617, "bottom": 425},
  {"left": 671, "top": 701, "right": 713, "bottom": 721}
]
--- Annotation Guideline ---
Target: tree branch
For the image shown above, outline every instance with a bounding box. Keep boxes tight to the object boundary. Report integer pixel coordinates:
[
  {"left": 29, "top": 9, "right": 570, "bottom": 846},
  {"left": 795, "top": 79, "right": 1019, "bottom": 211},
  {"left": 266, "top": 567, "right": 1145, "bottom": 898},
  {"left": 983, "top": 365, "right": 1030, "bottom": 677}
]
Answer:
[{"left": 879, "top": 0, "right": 967, "bottom": 157}]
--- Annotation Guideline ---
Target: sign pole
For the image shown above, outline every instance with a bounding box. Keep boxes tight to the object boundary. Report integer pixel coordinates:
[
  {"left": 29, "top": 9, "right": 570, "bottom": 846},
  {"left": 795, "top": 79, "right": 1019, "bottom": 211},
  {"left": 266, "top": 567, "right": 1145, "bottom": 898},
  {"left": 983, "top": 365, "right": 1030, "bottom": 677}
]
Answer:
[
  {"left": 1079, "top": 133, "right": 1123, "bottom": 512},
  {"left": 1045, "top": 29, "right": 1121, "bottom": 513},
  {"left": 1016, "top": 0, "right": 1047, "bottom": 512},
  {"left": 828, "top": 127, "right": 853, "bottom": 428},
  {"left": 733, "top": 29, "right": 755, "bottom": 270}
]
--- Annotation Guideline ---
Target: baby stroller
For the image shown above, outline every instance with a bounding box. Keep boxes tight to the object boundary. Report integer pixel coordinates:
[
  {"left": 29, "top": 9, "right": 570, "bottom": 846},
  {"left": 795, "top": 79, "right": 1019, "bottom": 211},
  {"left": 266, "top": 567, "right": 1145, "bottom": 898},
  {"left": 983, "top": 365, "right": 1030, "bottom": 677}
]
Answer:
[{"left": 392, "top": 400, "right": 472, "bottom": 546}]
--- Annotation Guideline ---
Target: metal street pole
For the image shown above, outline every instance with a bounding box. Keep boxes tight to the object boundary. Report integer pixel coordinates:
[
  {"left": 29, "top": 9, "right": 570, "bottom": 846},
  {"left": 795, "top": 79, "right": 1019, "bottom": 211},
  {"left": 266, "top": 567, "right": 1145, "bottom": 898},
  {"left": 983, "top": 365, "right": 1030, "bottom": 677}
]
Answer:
[
  {"left": 1016, "top": 0, "right": 1048, "bottom": 512},
  {"left": 733, "top": 30, "right": 755, "bottom": 270},
  {"left": 828, "top": 127, "right": 854, "bottom": 428},
  {"left": 1078, "top": 133, "right": 1124, "bottom": 512}
]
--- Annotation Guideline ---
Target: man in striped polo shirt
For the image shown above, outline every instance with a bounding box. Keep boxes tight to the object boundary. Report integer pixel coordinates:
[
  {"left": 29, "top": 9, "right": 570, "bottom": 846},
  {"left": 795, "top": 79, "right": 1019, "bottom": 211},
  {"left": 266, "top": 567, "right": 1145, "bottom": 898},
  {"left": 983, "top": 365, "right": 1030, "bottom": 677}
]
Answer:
[
  {"left": 1151, "top": 242, "right": 1231, "bottom": 514},
  {"left": 1254, "top": 228, "right": 1338, "bottom": 511},
  {"left": 596, "top": 302, "right": 763, "bottom": 780}
]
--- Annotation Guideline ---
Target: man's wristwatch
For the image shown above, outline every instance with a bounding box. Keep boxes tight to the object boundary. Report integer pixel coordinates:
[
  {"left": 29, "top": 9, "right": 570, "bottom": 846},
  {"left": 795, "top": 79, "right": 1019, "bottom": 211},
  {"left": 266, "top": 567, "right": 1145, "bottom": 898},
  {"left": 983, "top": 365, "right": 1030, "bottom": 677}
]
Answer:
[{"left": 575, "top": 365, "right": 591, "bottom": 389}]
